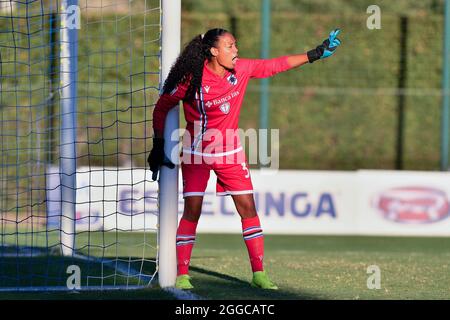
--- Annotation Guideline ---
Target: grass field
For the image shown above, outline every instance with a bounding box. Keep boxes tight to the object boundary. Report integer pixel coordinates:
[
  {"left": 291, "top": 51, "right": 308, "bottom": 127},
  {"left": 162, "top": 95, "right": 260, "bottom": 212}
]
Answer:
[{"left": 1, "top": 234, "right": 449, "bottom": 300}]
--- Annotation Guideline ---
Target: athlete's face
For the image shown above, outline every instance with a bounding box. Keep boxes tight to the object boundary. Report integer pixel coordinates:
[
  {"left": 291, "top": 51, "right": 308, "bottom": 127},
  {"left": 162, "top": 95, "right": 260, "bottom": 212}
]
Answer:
[{"left": 210, "top": 33, "right": 239, "bottom": 70}]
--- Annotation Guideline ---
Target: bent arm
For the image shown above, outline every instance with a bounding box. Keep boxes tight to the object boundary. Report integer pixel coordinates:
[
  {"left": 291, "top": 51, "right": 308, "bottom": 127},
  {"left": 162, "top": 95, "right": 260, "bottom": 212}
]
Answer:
[
  {"left": 152, "top": 95, "right": 176, "bottom": 138},
  {"left": 152, "top": 85, "right": 186, "bottom": 138}
]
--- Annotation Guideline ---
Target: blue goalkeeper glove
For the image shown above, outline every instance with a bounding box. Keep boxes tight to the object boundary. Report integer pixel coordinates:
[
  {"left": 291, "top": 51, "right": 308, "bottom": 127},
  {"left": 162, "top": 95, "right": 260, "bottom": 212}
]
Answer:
[
  {"left": 307, "top": 29, "right": 341, "bottom": 63},
  {"left": 147, "top": 138, "right": 175, "bottom": 181}
]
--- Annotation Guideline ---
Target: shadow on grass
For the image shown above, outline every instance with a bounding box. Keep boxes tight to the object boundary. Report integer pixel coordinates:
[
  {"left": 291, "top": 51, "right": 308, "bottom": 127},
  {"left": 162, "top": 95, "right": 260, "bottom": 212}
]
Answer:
[
  {"left": 1, "top": 254, "right": 326, "bottom": 300},
  {"left": 188, "top": 265, "right": 324, "bottom": 300}
]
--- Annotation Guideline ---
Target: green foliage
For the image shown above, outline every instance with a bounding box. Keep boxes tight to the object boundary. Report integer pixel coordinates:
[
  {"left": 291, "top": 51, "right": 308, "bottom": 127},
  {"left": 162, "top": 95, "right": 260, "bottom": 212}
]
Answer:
[
  {"left": 0, "top": 3, "right": 447, "bottom": 171},
  {"left": 183, "top": 9, "right": 444, "bottom": 170},
  {"left": 182, "top": 0, "right": 445, "bottom": 15}
]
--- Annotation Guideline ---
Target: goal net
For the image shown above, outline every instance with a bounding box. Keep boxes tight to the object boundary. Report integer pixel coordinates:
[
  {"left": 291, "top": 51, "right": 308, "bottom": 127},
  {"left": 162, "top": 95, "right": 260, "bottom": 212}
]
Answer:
[{"left": 0, "top": 0, "right": 171, "bottom": 291}]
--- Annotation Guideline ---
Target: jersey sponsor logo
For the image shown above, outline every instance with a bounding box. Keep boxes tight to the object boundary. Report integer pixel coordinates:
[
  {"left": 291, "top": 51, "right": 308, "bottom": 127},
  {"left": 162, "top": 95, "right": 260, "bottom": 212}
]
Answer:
[
  {"left": 372, "top": 187, "right": 450, "bottom": 224},
  {"left": 212, "top": 90, "right": 240, "bottom": 106},
  {"left": 219, "top": 102, "right": 231, "bottom": 114},
  {"left": 204, "top": 85, "right": 210, "bottom": 93},
  {"left": 205, "top": 101, "right": 212, "bottom": 108},
  {"left": 227, "top": 74, "right": 238, "bottom": 85},
  {"left": 241, "top": 162, "right": 250, "bottom": 178}
]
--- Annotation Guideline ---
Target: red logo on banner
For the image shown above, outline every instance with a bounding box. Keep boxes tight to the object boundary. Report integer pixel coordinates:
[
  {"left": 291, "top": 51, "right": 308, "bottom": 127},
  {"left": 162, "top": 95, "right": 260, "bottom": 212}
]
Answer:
[{"left": 373, "top": 187, "right": 450, "bottom": 224}]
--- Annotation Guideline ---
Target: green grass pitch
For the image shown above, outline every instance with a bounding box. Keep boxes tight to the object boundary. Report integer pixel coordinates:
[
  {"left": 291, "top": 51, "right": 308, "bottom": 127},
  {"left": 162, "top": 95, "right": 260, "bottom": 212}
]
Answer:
[{"left": 1, "top": 234, "right": 449, "bottom": 300}]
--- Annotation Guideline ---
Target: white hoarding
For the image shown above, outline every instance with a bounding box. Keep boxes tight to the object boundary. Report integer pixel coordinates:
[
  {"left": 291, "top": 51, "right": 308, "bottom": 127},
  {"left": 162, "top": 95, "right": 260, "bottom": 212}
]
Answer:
[
  {"left": 47, "top": 167, "right": 450, "bottom": 236},
  {"left": 198, "top": 170, "right": 357, "bottom": 235},
  {"left": 356, "top": 170, "right": 450, "bottom": 236}
]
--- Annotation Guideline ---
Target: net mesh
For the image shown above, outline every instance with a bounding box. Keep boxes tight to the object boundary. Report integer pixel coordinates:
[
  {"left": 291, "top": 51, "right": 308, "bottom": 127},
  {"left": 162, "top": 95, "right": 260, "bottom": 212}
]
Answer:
[{"left": 0, "top": 0, "right": 162, "bottom": 290}]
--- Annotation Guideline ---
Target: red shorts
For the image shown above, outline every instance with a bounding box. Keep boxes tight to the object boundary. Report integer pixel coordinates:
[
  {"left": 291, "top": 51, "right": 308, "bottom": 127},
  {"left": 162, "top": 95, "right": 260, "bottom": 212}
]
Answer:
[{"left": 181, "top": 150, "right": 253, "bottom": 197}]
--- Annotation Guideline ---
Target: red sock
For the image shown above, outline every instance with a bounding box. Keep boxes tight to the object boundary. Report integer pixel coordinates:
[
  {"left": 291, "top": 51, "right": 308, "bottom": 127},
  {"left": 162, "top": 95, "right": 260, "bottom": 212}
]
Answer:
[
  {"left": 242, "top": 216, "right": 264, "bottom": 273},
  {"left": 176, "top": 218, "right": 198, "bottom": 276}
]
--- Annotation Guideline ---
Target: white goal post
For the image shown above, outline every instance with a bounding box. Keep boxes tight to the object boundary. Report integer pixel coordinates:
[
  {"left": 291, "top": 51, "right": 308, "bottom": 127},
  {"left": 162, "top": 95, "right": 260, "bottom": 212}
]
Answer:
[{"left": 158, "top": 0, "right": 181, "bottom": 288}]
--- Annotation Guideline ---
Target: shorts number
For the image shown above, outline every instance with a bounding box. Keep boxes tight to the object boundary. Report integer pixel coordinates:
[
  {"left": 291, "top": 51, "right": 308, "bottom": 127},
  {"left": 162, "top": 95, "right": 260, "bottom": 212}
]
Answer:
[{"left": 241, "top": 162, "right": 250, "bottom": 178}]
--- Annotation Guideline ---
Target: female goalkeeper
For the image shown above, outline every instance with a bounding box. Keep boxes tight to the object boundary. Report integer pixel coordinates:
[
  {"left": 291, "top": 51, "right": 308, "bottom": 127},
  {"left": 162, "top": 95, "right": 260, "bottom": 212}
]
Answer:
[{"left": 148, "top": 28, "right": 341, "bottom": 290}]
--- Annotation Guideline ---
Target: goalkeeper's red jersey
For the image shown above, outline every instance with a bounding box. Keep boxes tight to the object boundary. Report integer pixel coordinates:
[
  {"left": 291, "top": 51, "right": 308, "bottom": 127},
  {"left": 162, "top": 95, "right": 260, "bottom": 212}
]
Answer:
[{"left": 153, "top": 57, "right": 291, "bottom": 158}]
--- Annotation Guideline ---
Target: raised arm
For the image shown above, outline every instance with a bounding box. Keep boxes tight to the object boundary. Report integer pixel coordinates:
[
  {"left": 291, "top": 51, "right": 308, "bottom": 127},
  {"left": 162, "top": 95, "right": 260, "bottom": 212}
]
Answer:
[
  {"left": 286, "top": 53, "right": 310, "bottom": 68},
  {"left": 288, "top": 29, "right": 342, "bottom": 69},
  {"left": 304, "top": 29, "right": 342, "bottom": 65},
  {"left": 245, "top": 29, "right": 342, "bottom": 77}
]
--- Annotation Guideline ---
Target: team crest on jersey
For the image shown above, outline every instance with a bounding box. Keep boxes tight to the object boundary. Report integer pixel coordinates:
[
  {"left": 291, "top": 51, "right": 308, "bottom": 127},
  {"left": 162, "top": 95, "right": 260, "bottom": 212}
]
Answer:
[
  {"left": 219, "top": 102, "right": 231, "bottom": 114},
  {"left": 227, "top": 74, "right": 238, "bottom": 85}
]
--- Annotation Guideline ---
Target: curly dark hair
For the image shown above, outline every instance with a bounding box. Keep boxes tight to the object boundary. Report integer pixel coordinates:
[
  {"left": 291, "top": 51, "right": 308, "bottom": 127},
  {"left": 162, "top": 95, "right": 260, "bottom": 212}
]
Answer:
[{"left": 162, "top": 28, "right": 229, "bottom": 101}]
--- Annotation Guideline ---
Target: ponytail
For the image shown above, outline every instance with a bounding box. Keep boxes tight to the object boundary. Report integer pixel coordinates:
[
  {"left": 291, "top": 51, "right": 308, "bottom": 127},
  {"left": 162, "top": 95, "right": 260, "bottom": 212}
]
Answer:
[{"left": 162, "top": 28, "right": 229, "bottom": 101}]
